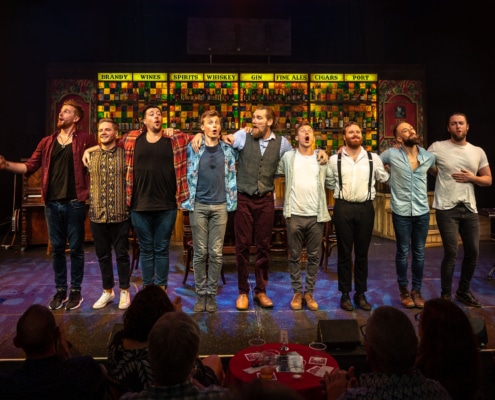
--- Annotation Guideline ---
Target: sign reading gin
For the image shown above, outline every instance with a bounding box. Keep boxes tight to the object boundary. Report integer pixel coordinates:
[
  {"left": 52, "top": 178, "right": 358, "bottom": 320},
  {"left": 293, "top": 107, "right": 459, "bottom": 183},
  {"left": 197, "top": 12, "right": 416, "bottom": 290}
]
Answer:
[{"left": 187, "top": 18, "right": 291, "bottom": 56}]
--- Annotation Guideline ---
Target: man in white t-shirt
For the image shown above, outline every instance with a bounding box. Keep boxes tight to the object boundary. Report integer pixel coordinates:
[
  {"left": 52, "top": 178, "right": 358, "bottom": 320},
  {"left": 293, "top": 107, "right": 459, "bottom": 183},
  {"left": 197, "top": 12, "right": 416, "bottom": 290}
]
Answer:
[
  {"left": 428, "top": 112, "right": 492, "bottom": 307},
  {"left": 276, "top": 124, "right": 332, "bottom": 311}
]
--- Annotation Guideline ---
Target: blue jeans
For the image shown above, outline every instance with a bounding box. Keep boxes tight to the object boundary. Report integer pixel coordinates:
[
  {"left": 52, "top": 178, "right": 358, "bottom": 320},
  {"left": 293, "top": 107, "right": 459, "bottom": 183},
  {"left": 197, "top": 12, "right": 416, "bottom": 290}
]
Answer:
[
  {"left": 392, "top": 212, "right": 430, "bottom": 290},
  {"left": 44, "top": 200, "right": 86, "bottom": 291},
  {"left": 90, "top": 219, "right": 131, "bottom": 290},
  {"left": 286, "top": 215, "right": 324, "bottom": 294},
  {"left": 131, "top": 209, "right": 177, "bottom": 287},
  {"left": 436, "top": 204, "right": 480, "bottom": 294},
  {"left": 189, "top": 202, "right": 228, "bottom": 295}
]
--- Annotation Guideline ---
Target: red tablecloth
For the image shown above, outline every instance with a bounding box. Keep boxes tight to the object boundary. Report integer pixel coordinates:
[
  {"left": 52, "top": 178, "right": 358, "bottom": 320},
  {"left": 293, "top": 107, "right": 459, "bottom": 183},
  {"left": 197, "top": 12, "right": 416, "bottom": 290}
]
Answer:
[{"left": 225, "top": 343, "right": 339, "bottom": 400}]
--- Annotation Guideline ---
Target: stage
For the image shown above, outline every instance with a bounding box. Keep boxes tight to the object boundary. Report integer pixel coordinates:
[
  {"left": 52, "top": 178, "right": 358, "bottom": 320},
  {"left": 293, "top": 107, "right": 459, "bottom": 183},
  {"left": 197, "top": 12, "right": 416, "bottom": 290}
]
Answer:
[{"left": 1, "top": 234, "right": 495, "bottom": 392}]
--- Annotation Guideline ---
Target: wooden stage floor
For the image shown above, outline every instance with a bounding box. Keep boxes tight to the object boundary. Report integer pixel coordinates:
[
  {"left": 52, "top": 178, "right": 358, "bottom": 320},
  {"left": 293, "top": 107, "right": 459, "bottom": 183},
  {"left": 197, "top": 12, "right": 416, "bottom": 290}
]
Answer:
[{"left": 1, "top": 234, "right": 494, "bottom": 393}]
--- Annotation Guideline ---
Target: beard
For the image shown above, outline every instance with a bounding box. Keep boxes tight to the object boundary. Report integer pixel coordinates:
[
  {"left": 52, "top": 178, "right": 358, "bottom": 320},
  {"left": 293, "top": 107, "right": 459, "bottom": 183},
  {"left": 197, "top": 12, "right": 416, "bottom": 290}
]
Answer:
[
  {"left": 252, "top": 125, "right": 267, "bottom": 140},
  {"left": 451, "top": 132, "right": 467, "bottom": 142},
  {"left": 57, "top": 119, "right": 68, "bottom": 130},
  {"left": 346, "top": 138, "right": 363, "bottom": 149},
  {"left": 402, "top": 137, "right": 420, "bottom": 147}
]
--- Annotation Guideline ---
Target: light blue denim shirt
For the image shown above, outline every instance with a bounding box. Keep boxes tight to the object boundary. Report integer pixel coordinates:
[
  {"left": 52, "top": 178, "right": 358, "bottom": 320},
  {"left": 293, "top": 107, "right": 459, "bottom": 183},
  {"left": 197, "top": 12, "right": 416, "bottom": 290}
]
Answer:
[
  {"left": 380, "top": 146, "right": 436, "bottom": 216},
  {"left": 232, "top": 129, "right": 293, "bottom": 156},
  {"left": 181, "top": 140, "right": 238, "bottom": 212}
]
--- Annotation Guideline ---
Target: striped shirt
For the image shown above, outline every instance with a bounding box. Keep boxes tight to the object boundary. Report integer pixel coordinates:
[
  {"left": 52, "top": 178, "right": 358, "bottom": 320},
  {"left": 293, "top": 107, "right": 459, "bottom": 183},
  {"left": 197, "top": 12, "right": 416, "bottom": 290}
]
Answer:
[{"left": 88, "top": 145, "right": 129, "bottom": 223}]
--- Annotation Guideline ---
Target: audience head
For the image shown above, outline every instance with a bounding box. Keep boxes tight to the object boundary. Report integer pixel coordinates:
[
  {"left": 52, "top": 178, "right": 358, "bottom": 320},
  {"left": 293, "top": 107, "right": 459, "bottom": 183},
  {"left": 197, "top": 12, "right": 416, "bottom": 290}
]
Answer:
[
  {"left": 364, "top": 305, "right": 417, "bottom": 374},
  {"left": 416, "top": 298, "right": 482, "bottom": 400},
  {"left": 148, "top": 311, "right": 200, "bottom": 386},
  {"left": 14, "top": 304, "right": 58, "bottom": 357},
  {"left": 235, "top": 379, "right": 304, "bottom": 400},
  {"left": 122, "top": 284, "right": 175, "bottom": 342}
]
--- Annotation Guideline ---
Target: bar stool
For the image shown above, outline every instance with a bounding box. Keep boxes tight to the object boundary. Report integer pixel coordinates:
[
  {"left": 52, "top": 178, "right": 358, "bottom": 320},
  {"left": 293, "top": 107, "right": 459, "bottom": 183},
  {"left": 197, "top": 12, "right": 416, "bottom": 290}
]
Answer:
[
  {"left": 129, "top": 226, "right": 140, "bottom": 274},
  {"left": 320, "top": 219, "right": 337, "bottom": 272},
  {"left": 271, "top": 210, "right": 288, "bottom": 253}
]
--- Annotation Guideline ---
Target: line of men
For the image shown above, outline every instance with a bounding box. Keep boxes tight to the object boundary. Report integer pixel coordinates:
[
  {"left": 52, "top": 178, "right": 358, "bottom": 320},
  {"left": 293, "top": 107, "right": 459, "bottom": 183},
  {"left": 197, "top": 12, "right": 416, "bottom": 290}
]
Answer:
[{"left": 0, "top": 99, "right": 491, "bottom": 312}]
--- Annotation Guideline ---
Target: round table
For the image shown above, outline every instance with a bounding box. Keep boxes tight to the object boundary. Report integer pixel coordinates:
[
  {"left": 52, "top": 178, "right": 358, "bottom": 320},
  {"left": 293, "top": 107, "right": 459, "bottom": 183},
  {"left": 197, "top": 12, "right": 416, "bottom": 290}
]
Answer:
[{"left": 225, "top": 342, "right": 339, "bottom": 400}]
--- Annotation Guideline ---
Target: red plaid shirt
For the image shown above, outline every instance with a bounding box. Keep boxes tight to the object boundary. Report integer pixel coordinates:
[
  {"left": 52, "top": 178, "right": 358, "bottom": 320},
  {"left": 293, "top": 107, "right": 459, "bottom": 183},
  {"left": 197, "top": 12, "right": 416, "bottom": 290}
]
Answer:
[{"left": 122, "top": 130, "right": 190, "bottom": 207}]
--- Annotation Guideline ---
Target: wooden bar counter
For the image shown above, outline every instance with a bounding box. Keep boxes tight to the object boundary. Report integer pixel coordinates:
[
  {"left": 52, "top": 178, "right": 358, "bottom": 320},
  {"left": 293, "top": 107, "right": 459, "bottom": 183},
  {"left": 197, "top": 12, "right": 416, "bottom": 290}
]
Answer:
[{"left": 372, "top": 183, "right": 443, "bottom": 247}]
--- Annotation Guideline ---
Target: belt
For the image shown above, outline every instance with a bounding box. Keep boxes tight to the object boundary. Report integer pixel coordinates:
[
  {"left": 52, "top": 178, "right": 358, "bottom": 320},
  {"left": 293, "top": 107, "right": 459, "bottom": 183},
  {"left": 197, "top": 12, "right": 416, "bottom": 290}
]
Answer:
[
  {"left": 241, "top": 191, "right": 273, "bottom": 198},
  {"left": 53, "top": 199, "right": 78, "bottom": 205},
  {"left": 335, "top": 198, "right": 371, "bottom": 204}
]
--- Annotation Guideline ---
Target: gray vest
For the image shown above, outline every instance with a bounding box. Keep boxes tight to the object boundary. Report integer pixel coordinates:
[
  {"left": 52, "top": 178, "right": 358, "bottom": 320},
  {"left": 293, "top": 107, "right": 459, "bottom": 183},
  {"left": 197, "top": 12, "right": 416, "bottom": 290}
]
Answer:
[{"left": 237, "top": 134, "right": 282, "bottom": 196}]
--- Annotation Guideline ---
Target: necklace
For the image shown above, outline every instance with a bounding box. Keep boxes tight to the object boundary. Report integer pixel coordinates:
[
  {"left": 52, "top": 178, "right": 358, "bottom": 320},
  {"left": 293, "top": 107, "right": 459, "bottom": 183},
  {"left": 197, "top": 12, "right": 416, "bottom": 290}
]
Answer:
[{"left": 59, "top": 133, "right": 72, "bottom": 148}]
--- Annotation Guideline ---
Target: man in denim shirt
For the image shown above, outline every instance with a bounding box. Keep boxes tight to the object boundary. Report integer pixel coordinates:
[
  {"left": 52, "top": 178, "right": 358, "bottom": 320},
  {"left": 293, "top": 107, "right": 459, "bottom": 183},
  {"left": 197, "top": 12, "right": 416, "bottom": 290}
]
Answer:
[
  {"left": 380, "top": 122, "right": 436, "bottom": 309},
  {"left": 181, "top": 110, "right": 237, "bottom": 313}
]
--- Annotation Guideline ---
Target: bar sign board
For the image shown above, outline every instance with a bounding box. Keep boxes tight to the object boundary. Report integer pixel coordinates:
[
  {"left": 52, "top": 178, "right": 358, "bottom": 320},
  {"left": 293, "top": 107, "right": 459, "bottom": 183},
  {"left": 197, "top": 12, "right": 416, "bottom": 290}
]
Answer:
[
  {"left": 310, "top": 73, "right": 344, "bottom": 81},
  {"left": 240, "top": 73, "right": 274, "bottom": 81},
  {"left": 133, "top": 73, "right": 167, "bottom": 81},
  {"left": 98, "top": 73, "right": 133, "bottom": 81},
  {"left": 275, "top": 73, "right": 308, "bottom": 82},
  {"left": 344, "top": 73, "right": 378, "bottom": 81},
  {"left": 170, "top": 73, "right": 204, "bottom": 81},
  {"left": 204, "top": 73, "right": 239, "bottom": 81}
]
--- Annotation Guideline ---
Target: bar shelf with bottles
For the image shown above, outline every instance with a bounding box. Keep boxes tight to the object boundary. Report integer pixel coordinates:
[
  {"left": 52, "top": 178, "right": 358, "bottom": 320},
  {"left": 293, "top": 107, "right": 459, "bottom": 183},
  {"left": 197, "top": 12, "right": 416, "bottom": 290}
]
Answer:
[
  {"left": 168, "top": 73, "right": 239, "bottom": 134},
  {"left": 239, "top": 73, "right": 309, "bottom": 147},
  {"left": 309, "top": 74, "right": 378, "bottom": 153},
  {"left": 97, "top": 73, "right": 169, "bottom": 133},
  {"left": 96, "top": 71, "right": 378, "bottom": 152}
]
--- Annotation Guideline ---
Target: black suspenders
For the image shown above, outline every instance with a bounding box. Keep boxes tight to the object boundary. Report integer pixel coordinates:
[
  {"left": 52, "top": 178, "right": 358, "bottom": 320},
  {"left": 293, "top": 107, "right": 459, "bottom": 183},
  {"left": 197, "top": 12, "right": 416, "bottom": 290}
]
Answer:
[{"left": 337, "top": 151, "right": 373, "bottom": 201}]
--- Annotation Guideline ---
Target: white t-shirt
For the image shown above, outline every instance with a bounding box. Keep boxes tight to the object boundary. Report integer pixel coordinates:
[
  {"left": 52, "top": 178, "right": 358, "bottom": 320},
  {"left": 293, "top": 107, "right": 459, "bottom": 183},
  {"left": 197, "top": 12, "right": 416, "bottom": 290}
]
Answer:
[
  {"left": 290, "top": 151, "right": 319, "bottom": 216},
  {"left": 427, "top": 139, "right": 489, "bottom": 212}
]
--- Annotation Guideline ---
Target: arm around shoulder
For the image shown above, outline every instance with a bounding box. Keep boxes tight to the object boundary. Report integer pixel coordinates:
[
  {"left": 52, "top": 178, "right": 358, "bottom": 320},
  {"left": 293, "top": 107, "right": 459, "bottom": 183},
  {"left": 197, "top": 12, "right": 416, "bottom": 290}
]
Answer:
[{"left": 82, "top": 145, "right": 101, "bottom": 167}]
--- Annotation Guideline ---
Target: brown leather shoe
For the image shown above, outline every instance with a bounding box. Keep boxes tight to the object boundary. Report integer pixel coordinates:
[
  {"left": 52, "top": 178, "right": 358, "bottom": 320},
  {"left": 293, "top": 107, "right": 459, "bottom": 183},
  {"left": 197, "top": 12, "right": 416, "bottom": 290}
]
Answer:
[
  {"left": 399, "top": 286, "right": 415, "bottom": 308},
  {"left": 255, "top": 292, "right": 274, "bottom": 308},
  {"left": 410, "top": 289, "right": 425, "bottom": 308},
  {"left": 290, "top": 293, "right": 303, "bottom": 310},
  {"left": 303, "top": 292, "right": 319, "bottom": 311},
  {"left": 353, "top": 293, "right": 371, "bottom": 311},
  {"left": 340, "top": 293, "right": 354, "bottom": 311},
  {"left": 236, "top": 294, "right": 249, "bottom": 311}
]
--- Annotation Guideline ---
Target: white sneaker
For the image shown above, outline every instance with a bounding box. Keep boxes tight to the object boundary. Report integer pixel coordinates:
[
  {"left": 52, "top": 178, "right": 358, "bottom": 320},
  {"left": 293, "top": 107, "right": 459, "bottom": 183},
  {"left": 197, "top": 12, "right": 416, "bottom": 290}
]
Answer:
[
  {"left": 119, "top": 289, "right": 131, "bottom": 310},
  {"left": 92, "top": 290, "right": 115, "bottom": 309}
]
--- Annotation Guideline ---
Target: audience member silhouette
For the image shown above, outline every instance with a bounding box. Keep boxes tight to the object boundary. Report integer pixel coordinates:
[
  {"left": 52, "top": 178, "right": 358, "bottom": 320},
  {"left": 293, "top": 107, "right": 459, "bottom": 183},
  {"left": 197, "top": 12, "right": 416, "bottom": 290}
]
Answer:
[
  {"left": 323, "top": 305, "right": 452, "bottom": 399},
  {"left": 0, "top": 304, "right": 106, "bottom": 399},
  {"left": 120, "top": 311, "right": 230, "bottom": 399},
  {"left": 106, "top": 284, "right": 224, "bottom": 394},
  {"left": 233, "top": 378, "right": 303, "bottom": 400},
  {"left": 415, "top": 298, "right": 483, "bottom": 400}
]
